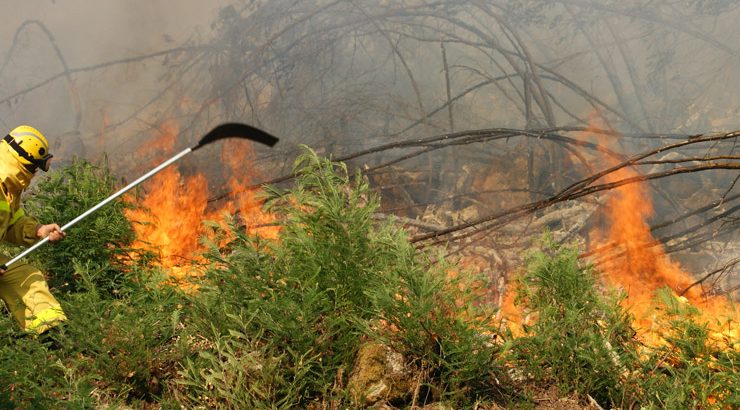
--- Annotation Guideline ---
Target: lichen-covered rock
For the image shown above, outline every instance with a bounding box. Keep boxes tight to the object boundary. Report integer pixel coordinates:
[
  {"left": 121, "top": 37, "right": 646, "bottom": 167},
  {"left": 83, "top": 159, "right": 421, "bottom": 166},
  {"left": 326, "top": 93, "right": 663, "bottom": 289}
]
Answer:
[{"left": 348, "top": 342, "right": 413, "bottom": 407}]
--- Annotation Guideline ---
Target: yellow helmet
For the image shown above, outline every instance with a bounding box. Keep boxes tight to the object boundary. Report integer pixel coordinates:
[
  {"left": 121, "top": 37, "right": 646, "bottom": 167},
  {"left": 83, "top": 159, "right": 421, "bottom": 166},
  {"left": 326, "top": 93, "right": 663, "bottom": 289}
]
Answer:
[{"left": 3, "top": 125, "right": 53, "bottom": 172}]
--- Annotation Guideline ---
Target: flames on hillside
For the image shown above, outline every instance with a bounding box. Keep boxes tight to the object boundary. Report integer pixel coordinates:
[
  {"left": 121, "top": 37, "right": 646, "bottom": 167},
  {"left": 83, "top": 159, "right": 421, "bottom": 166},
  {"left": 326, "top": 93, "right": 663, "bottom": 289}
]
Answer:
[
  {"left": 124, "top": 120, "right": 276, "bottom": 285},
  {"left": 125, "top": 119, "right": 735, "bottom": 346},
  {"left": 588, "top": 152, "right": 737, "bottom": 347},
  {"left": 502, "top": 121, "right": 737, "bottom": 347}
]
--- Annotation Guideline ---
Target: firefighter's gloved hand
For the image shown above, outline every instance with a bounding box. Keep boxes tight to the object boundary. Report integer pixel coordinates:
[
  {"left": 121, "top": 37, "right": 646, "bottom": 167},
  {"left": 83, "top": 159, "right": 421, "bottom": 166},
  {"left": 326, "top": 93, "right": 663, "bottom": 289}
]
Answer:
[{"left": 36, "top": 223, "right": 65, "bottom": 242}]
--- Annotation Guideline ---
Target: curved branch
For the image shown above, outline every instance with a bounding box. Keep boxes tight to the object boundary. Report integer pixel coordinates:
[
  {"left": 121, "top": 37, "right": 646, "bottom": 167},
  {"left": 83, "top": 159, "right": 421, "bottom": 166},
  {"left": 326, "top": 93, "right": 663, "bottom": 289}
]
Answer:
[
  {"left": 679, "top": 257, "right": 740, "bottom": 297},
  {"left": 0, "top": 45, "right": 206, "bottom": 106},
  {"left": 409, "top": 130, "right": 739, "bottom": 244},
  {"left": 1, "top": 20, "right": 82, "bottom": 129},
  {"left": 412, "top": 161, "right": 738, "bottom": 246},
  {"left": 556, "top": 0, "right": 740, "bottom": 60}
]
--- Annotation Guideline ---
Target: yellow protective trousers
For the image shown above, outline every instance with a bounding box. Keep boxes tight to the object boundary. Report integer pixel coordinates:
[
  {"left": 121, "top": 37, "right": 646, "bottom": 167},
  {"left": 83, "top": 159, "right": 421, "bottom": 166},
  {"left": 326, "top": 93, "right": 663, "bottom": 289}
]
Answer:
[{"left": 0, "top": 258, "right": 66, "bottom": 334}]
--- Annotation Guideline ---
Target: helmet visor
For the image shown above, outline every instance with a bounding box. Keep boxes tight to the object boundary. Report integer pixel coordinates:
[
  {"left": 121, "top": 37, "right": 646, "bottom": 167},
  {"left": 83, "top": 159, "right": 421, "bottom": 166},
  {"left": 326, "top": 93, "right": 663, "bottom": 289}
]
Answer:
[{"left": 38, "top": 154, "right": 53, "bottom": 172}]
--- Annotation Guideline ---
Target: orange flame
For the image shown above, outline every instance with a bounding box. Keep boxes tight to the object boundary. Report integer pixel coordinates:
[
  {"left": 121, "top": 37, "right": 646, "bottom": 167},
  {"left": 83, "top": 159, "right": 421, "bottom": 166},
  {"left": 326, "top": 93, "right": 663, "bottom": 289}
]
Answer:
[
  {"left": 220, "top": 138, "right": 278, "bottom": 239},
  {"left": 500, "top": 116, "right": 736, "bottom": 347},
  {"left": 124, "top": 120, "right": 276, "bottom": 285},
  {"left": 500, "top": 279, "right": 527, "bottom": 337},
  {"left": 587, "top": 130, "right": 737, "bottom": 347}
]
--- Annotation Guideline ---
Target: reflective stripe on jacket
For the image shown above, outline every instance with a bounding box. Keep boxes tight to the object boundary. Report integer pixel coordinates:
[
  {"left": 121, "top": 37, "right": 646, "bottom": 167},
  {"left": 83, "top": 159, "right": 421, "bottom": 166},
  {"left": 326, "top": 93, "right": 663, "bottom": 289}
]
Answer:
[{"left": 0, "top": 201, "right": 25, "bottom": 224}]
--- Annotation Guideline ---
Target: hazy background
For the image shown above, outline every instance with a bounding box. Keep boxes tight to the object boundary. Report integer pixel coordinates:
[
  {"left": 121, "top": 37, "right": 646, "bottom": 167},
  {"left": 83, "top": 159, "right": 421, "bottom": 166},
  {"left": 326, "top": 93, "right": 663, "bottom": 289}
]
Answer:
[
  {"left": 0, "top": 0, "right": 737, "bottom": 291},
  {"left": 0, "top": 1, "right": 229, "bottom": 153},
  {"left": 2, "top": 1, "right": 739, "bottom": 158}
]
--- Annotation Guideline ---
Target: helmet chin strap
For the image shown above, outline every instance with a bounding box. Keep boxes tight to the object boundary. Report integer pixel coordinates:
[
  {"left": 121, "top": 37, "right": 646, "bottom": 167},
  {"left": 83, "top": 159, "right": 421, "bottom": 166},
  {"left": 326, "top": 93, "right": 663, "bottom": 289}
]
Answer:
[{"left": 3, "top": 134, "right": 52, "bottom": 172}]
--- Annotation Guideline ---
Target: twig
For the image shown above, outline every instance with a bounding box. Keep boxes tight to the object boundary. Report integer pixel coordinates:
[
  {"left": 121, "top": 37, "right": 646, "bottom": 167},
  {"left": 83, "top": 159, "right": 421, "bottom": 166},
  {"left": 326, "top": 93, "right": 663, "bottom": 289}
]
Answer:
[{"left": 679, "top": 257, "right": 739, "bottom": 297}]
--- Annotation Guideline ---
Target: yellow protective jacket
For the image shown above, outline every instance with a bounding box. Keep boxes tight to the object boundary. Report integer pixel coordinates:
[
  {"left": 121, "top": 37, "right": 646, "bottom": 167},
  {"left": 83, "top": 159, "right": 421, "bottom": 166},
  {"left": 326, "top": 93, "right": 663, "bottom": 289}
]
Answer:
[
  {"left": 0, "top": 145, "right": 40, "bottom": 245},
  {"left": 0, "top": 143, "right": 65, "bottom": 334}
]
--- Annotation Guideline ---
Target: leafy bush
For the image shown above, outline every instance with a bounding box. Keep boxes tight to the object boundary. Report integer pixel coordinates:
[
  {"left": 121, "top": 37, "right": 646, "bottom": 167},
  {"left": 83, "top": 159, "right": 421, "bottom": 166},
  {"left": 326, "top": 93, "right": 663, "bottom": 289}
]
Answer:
[
  {"left": 512, "top": 235, "right": 638, "bottom": 407},
  {"left": 23, "top": 158, "right": 142, "bottom": 294},
  {"left": 364, "top": 242, "right": 513, "bottom": 405},
  {"left": 1, "top": 149, "right": 735, "bottom": 409},
  {"left": 179, "top": 147, "right": 511, "bottom": 408},
  {"left": 511, "top": 236, "right": 739, "bottom": 409},
  {"left": 0, "top": 157, "right": 183, "bottom": 408},
  {"left": 632, "top": 288, "right": 739, "bottom": 409},
  {"left": 0, "top": 262, "right": 186, "bottom": 408}
]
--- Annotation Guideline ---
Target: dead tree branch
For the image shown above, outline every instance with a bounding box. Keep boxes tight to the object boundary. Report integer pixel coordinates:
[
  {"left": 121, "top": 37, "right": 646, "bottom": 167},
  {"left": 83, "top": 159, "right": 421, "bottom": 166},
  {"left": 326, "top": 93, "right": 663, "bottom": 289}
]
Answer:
[{"left": 410, "top": 131, "right": 739, "bottom": 245}]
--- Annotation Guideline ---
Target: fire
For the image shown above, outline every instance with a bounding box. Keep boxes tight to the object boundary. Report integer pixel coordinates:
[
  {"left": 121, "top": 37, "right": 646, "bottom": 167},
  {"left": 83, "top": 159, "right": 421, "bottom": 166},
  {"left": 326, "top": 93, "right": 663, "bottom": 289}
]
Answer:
[
  {"left": 499, "top": 117, "right": 737, "bottom": 349},
  {"left": 587, "top": 134, "right": 737, "bottom": 347},
  {"left": 221, "top": 138, "right": 279, "bottom": 240},
  {"left": 500, "top": 280, "right": 527, "bottom": 337},
  {"left": 124, "top": 120, "right": 276, "bottom": 285}
]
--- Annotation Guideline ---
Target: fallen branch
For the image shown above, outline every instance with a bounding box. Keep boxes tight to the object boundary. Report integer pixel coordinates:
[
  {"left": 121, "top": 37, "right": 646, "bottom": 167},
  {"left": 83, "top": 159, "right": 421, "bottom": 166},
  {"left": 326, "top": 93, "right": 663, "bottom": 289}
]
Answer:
[{"left": 411, "top": 160, "right": 738, "bottom": 245}]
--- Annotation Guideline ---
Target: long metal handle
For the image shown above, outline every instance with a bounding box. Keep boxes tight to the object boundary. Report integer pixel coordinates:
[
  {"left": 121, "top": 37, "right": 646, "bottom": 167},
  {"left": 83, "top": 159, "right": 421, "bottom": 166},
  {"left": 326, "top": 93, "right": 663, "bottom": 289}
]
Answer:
[{"left": 1, "top": 147, "right": 193, "bottom": 270}]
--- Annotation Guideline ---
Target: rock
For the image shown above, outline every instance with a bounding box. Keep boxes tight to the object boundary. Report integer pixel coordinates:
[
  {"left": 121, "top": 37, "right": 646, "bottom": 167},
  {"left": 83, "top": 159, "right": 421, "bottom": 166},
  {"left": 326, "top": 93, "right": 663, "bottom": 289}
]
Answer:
[{"left": 348, "top": 342, "right": 413, "bottom": 407}]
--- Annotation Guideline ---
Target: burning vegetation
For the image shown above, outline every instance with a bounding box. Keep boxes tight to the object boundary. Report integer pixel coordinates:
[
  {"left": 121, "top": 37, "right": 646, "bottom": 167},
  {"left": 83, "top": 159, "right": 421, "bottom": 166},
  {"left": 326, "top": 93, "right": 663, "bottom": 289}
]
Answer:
[
  {"left": 0, "top": 1, "right": 738, "bottom": 408},
  {"left": 123, "top": 120, "right": 277, "bottom": 285},
  {"left": 588, "top": 156, "right": 737, "bottom": 348},
  {"left": 1, "top": 144, "right": 733, "bottom": 408}
]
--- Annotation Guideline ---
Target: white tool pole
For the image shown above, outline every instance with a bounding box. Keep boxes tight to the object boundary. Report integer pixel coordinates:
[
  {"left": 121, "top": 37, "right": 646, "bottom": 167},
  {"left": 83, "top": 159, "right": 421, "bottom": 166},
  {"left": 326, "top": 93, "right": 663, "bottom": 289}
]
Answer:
[
  {"left": 0, "top": 122, "right": 278, "bottom": 271},
  {"left": 1, "top": 147, "right": 192, "bottom": 270}
]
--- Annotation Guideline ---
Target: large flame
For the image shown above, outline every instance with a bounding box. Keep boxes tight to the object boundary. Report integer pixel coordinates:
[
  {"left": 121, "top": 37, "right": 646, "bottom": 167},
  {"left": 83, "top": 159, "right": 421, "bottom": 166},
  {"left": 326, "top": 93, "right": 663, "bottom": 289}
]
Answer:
[
  {"left": 500, "top": 120, "right": 737, "bottom": 347},
  {"left": 587, "top": 129, "right": 737, "bottom": 347},
  {"left": 124, "top": 120, "right": 275, "bottom": 284}
]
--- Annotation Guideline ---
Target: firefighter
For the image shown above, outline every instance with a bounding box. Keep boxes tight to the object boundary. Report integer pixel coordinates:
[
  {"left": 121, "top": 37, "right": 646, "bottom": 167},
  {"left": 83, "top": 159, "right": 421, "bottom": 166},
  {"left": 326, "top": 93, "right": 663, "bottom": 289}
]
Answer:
[{"left": 0, "top": 125, "right": 66, "bottom": 335}]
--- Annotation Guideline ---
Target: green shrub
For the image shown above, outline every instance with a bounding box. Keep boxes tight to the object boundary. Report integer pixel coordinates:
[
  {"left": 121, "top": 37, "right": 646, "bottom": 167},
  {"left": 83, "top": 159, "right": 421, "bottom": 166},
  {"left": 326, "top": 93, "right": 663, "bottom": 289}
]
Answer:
[
  {"left": 0, "top": 158, "right": 184, "bottom": 408},
  {"left": 0, "top": 262, "right": 186, "bottom": 408},
  {"left": 60, "top": 265, "right": 185, "bottom": 401},
  {"left": 632, "top": 288, "right": 739, "bottom": 409},
  {"left": 512, "top": 235, "right": 637, "bottom": 407},
  {"left": 364, "top": 242, "right": 513, "bottom": 405},
  {"left": 510, "top": 237, "right": 739, "bottom": 409},
  {"left": 178, "top": 148, "right": 387, "bottom": 408},
  {"left": 23, "top": 157, "right": 142, "bottom": 294},
  {"left": 179, "top": 147, "right": 512, "bottom": 408}
]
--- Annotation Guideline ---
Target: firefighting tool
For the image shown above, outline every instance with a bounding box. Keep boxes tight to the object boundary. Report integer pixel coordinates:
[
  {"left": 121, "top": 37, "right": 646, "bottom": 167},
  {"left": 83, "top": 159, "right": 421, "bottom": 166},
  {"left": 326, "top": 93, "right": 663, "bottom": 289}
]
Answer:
[
  {"left": 0, "top": 122, "right": 279, "bottom": 271},
  {"left": 4, "top": 125, "right": 53, "bottom": 173}
]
